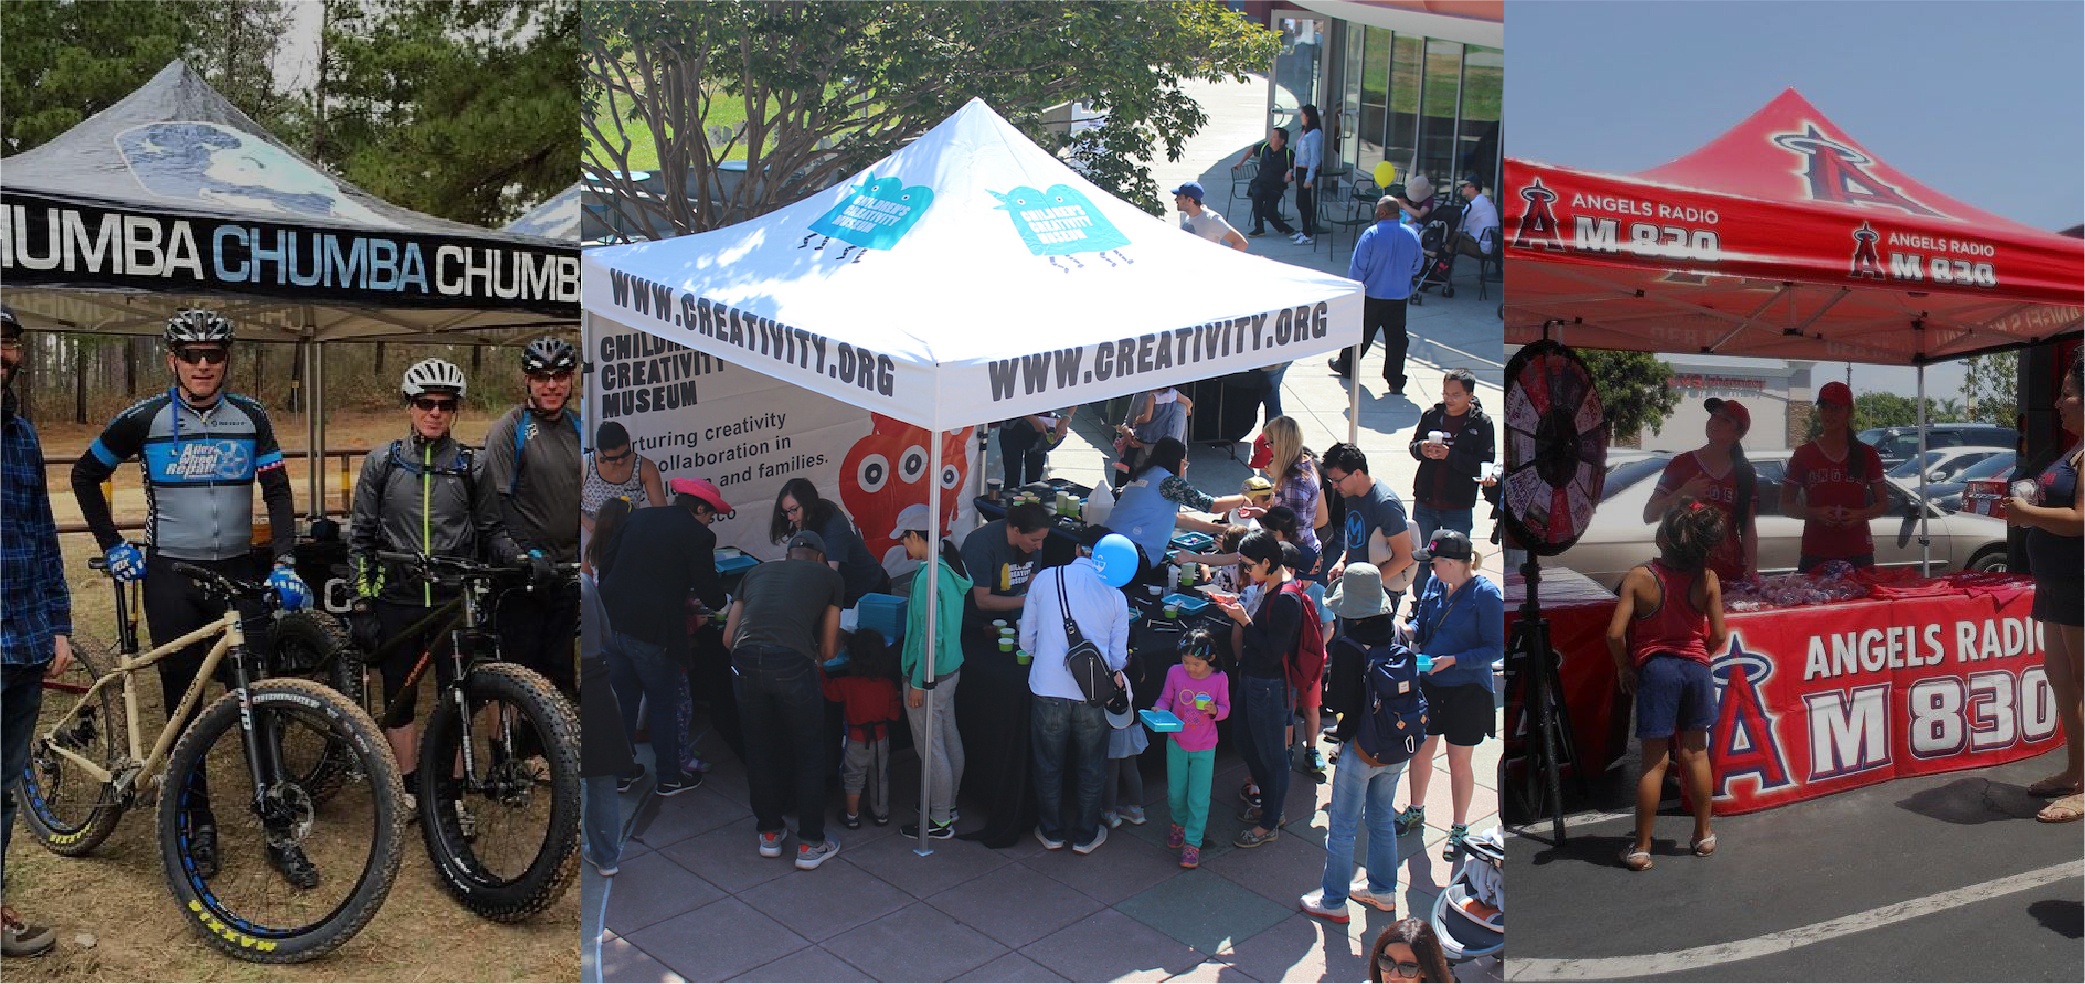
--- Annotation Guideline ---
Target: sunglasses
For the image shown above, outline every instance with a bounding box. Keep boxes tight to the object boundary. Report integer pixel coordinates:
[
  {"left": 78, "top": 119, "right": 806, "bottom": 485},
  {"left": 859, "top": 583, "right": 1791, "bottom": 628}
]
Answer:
[
  {"left": 174, "top": 347, "right": 230, "bottom": 365},
  {"left": 527, "top": 369, "right": 574, "bottom": 382},
  {"left": 1377, "top": 958, "right": 1423, "bottom": 978},
  {"left": 410, "top": 397, "right": 459, "bottom": 413},
  {"left": 599, "top": 448, "right": 634, "bottom": 464}
]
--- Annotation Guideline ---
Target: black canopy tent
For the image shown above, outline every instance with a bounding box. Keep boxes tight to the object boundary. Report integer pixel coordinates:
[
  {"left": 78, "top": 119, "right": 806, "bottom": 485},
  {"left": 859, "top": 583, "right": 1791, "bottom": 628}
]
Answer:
[{"left": 0, "top": 60, "right": 581, "bottom": 517}]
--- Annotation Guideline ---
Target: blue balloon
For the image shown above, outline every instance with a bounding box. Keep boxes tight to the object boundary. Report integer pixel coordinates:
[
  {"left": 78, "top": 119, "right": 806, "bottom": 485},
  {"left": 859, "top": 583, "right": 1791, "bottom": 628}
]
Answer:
[{"left": 1092, "top": 533, "right": 1139, "bottom": 588}]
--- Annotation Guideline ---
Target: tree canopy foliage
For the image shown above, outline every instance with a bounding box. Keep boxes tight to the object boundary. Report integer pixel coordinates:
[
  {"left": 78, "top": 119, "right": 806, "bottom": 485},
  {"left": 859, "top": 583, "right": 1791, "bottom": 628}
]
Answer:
[
  {"left": 1581, "top": 349, "right": 1682, "bottom": 440},
  {"left": 582, "top": 0, "right": 1280, "bottom": 239}
]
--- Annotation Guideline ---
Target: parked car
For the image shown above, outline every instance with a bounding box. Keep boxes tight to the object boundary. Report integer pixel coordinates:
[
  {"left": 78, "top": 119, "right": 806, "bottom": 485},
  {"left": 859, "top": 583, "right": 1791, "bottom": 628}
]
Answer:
[
  {"left": 1921, "top": 451, "right": 2018, "bottom": 512},
  {"left": 1547, "top": 451, "right": 2012, "bottom": 590},
  {"left": 1859, "top": 423, "right": 2018, "bottom": 468},
  {"left": 1957, "top": 451, "right": 2026, "bottom": 518},
  {"left": 1884, "top": 446, "right": 2009, "bottom": 490}
]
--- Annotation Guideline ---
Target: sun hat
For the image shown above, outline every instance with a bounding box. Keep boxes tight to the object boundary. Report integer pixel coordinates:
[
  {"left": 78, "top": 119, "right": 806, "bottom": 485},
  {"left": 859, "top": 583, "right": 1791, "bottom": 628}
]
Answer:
[{"left": 1325, "top": 563, "right": 1398, "bottom": 619}]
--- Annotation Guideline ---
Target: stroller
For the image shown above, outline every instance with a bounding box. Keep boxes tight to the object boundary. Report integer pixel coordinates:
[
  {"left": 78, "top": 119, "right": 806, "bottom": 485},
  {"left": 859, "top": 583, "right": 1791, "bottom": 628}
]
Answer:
[
  {"left": 1430, "top": 824, "right": 1504, "bottom": 964},
  {"left": 1410, "top": 198, "right": 1465, "bottom": 303}
]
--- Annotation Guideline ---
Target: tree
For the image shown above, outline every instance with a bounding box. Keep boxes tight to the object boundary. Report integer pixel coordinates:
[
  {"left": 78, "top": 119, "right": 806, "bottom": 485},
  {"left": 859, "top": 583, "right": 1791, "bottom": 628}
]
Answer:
[
  {"left": 1960, "top": 351, "right": 2018, "bottom": 426},
  {"left": 1, "top": 1, "right": 237, "bottom": 153},
  {"left": 1581, "top": 349, "right": 1681, "bottom": 440},
  {"left": 313, "top": 0, "right": 580, "bottom": 226},
  {"left": 581, "top": 0, "right": 1281, "bottom": 240}
]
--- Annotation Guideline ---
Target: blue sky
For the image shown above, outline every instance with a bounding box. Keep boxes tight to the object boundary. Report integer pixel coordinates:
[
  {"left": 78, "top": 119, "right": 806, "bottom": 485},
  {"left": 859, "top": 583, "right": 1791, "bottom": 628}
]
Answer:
[{"left": 1506, "top": 0, "right": 2083, "bottom": 400}]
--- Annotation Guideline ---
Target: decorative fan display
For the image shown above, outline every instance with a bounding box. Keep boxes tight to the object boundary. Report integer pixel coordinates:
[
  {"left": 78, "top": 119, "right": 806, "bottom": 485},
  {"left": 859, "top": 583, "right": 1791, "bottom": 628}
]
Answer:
[{"left": 1502, "top": 338, "right": 1607, "bottom": 555}]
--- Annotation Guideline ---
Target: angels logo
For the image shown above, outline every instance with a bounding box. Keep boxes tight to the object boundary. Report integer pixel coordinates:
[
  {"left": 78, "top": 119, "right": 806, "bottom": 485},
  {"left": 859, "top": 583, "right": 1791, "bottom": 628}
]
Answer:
[
  {"left": 1708, "top": 634, "right": 1794, "bottom": 799},
  {"left": 1849, "top": 221, "right": 1886, "bottom": 280},
  {"left": 1771, "top": 125, "right": 1939, "bottom": 217},
  {"left": 836, "top": 414, "right": 973, "bottom": 569},
  {"left": 1511, "top": 178, "right": 1564, "bottom": 252}
]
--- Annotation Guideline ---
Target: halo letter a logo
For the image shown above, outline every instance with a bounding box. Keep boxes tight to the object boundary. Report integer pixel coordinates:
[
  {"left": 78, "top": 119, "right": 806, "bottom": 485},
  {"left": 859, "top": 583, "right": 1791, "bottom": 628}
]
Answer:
[
  {"left": 1512, "top": 178, "right": 1564, "bottom": 252},
  {"left": 1772, "top": 125, "right": 1940, "bottom": 217},
  {"left": 1708, "top": 633, "right": 1793, "bottom": 800},
  {"left": 1849, "top": 221, "right": 1886, "bottom": 280}
]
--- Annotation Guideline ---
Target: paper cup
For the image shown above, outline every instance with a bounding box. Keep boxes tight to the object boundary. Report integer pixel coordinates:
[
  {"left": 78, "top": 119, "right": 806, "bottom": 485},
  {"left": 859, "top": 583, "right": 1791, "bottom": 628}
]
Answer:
[
  {"left": 1016, "top": 649, "right": 1032, "bottom": 665},
  {"left": 1147, "top": 585, "right": 1163, "bottom": 598},
  {"left": 1164, "top": 603, "right": 1179, "bottom": 619},
  {"left": 999, "top": 637, "right": 1015, "bottom": 651},
  {"left": 1194, "top": 694, "right": 1212, "bottom": 711}
]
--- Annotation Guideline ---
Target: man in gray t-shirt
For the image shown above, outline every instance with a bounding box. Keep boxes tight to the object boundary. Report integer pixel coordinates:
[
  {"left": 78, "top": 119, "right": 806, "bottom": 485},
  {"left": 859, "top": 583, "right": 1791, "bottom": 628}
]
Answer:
[
  {"left": 730, "top": 540, "right": 846, "bottom": 660},
  {"left": 960, "top": 502, "right": 1052, "bottom": 624},
  {"left": 1172, "top": 182, "right": 1248, "bottom": 251},
  {"left": 484, "top": 337, "right": 584, "bottom": 698},
  {"left": 1321, "top": 442, "right": 1418, "bottom": 596}
]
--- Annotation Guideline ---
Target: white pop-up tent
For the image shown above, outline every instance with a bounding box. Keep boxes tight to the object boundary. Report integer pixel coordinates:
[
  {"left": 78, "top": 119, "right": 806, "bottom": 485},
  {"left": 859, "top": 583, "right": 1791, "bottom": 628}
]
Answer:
[{"left": 582, "top": 97, "right": 1364, "bottom": 853}]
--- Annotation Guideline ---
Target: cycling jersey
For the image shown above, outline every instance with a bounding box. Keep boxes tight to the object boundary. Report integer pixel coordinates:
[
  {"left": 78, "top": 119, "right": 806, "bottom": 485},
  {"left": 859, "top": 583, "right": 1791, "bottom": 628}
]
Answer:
[
  {"left": 72, "top": 389, "right": 295, "bottom": 562},
  {"left": 348, "top": 434, "right": 519, "bottom": 604},
  {"left": 482, "top": 405, "right": 581, "bottom": 564}
]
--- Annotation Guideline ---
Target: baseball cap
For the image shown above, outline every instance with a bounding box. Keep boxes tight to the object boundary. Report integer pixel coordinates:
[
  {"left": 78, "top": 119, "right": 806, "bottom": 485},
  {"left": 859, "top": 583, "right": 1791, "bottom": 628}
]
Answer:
[
  {"left": 786, "top": 530, "right": 827, "bottom": 555},
  {"left": 1703, "top": 398, "right": 1752, "bottom": 435},
  {"left": 1243, "top": 475, "right": 1275, "bottom": 501},
  {"left": 668, "top": 476, "right": 731, "bottom": 513},
  {"left": 893, "top": 502, "right": 933, "bottom": 536},
  {"left": 1413, "top": 529, "right": 1473, "bottom": 563},
  {"left": 1172, "top": 181, "right": 1206, "bottom": 203},
  {"left": 1817, "top": 381, "right": 1854, "bottom": 407},
  {"left": 1458, "top": 173, "right": 1481, "bottom": 189}
]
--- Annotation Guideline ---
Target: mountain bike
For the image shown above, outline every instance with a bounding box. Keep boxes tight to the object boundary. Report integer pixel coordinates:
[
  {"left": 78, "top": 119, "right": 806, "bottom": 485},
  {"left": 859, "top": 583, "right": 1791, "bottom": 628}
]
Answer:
[
  {"left": 348, "top": 550, "right": 581, "bottom": 922},
  {"left": 20, "top": 558, "right": 407, "bottom": 963}
]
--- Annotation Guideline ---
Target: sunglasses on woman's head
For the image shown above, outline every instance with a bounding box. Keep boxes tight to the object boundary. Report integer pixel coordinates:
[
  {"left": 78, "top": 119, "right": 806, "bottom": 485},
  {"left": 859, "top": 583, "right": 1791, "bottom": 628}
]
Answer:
[
  {"left": 1377, "top": 957, "right": 1422, "bottom": 978},
  {"left": 410, "top": 397, "right": 458, "bottom": 413}
]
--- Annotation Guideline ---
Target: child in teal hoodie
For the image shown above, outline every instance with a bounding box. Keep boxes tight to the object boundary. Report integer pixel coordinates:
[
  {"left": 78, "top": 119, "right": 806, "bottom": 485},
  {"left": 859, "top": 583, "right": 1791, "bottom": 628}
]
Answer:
[{"left": 896, "top": 508, "right": 975, "bottom": 838}]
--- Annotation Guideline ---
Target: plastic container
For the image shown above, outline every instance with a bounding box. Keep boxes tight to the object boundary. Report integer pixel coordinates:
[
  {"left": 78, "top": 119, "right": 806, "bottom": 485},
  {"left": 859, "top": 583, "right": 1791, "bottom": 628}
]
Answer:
[
  {"left": 1162, "top": 593, "right": 1210, "bottom": 614},
  {"left": 855, "top": 593, "right": 908, "bottom": 645},
  {"left": 717, "top": 553, "right": 759, "bottom": 576},
  {"left": 1138, "top": 709, "right": 1183, "bottom": 733}
]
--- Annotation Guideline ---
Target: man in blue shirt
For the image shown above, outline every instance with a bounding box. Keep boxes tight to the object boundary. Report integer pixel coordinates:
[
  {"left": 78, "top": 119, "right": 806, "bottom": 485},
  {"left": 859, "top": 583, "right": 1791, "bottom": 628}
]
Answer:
[
  {"left": 1331, "top": 197, "right": 1425, "bottom": 395},
  {"left": 1, "top": 304, "right": 69, "bottom": 958}
]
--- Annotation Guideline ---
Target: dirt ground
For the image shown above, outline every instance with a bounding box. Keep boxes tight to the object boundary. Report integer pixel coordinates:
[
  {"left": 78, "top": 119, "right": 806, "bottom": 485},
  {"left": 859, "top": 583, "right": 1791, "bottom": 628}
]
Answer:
[{"left": 8, "top": 409, "right": 578, "bottom": 982}]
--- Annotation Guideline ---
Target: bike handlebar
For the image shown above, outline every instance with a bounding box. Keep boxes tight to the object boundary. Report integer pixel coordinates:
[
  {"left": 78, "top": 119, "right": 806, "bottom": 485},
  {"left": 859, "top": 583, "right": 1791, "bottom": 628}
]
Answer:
[
  {"left": 374, "top": 551, "right": 579, "bottom": 583},
  {"left": 169, "top": 561, "right": 272, "bottom": 602}
]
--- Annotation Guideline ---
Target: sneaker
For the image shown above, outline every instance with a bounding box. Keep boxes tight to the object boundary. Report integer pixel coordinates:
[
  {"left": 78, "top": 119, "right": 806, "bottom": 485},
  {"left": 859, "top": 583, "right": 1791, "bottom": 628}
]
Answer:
[
  {"left": 1237, "top": 805, "right": 1264, "bottom": 824},
  {"left": 1309, "top": 749, "right": 1327, "bottom": 774},
  {"left": 1327, "top": 358, "right": 1351, "bottom": 377},
  {"left": 871, "top": 812, "right": 891, "bottom": 827},
  {"left": 614, "top": 766, "right": 646, "bottom": 793},
  {"left": 1120, "top": 806, "right": 1147, "bottom": 826},
  {"left": 1248, "top": 229, "right": 1268, "bottom": 237},
  {"left": 656, "top": 772, "right": 702, "bottom": 797},
  {"left": 758, "top": 830, "right": 784, "bottom": 858},
  {"left": 588, "top": 854, "right": 620, "bottom": 878},
  {"left": 1233, "top": 826, "right": 1279, "bottom": 849},
  {"left": 1299, "top": 889, "right": 1351, "bottom": 924},
  {"left": 1294, "top": 235, "right": 1314, "bottom": 245},
  {"left": 1239, "top": 781, "right": 1261, "bottom": 809},
  {"left": 842, "top": 812, "right": 862, "bottom": 830},
  {"left": 1073, "top": 825, "right": 1108, "bottom": 855},
  {"left": 795, "top": 837, "right": 840, "bottom": 870},
  {"left": 267, "top": 842, "right": 321, "bottom": 890},
  {"left": 1393, "top": 805, "right": 1426, "bottom": 838},
  {"left": 1443, "top": 824, "right": 1469, "bottom": 862},
  {"left": 1101, "top": 810, "right": 1122, "bottom": 829},
  {"left": 1179, "top": 845, "right": 1201, "bottom": 869},
  {"left": 900, "top": 819, "right": 954, "bottom": 839},
  {"left": 1166, "top": 823, "right": 1186, "bottom": 850},
  {"left": 681, "top": 755, "right": 714, "bottom": 775},
  {"left": 1349, "top": 877, "right": 1396, "bottom": 913},
  {"left": 1, "top": 907, "right": 56, "bottom": 958},
  {"left": 1035, "top": 826, "right": 1065, "bottom": 851},
  {"left": 188, "top": 823, "right": 220, "bottom": 879}
]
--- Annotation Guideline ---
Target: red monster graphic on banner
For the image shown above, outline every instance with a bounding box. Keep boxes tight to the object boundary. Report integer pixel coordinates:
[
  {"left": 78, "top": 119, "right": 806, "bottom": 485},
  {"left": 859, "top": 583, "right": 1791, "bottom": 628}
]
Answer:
[{"left": 837, "top": 414, "right": 973, "bottom": 565}]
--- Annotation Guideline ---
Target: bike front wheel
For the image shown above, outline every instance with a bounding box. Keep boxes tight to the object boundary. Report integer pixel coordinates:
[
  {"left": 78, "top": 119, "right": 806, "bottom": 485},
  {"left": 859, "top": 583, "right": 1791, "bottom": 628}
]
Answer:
[
  {"left": 268, "top": 609, "right": 371, "bottom": 805},
  {"left": 21, "top": 636, "right": 128, "bottom": 856},
  {"left": 418, "top": 662, "right": 580, "bottom": 922},
  {"left": 158, "top": 677, "right": 407, "bottom": 963}
]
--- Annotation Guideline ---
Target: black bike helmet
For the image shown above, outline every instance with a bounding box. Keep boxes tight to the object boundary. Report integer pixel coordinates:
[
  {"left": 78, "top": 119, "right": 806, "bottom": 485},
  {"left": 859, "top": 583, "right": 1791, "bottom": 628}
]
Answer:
[
  {"left": 164, "top": 308, "right": 235, "bottom": 349},
  {"left": 0, "top": 304, "right": 21, "bottom": 341},
  {"left": 521, "top": 337, "right": 577, "bottom": 374}
]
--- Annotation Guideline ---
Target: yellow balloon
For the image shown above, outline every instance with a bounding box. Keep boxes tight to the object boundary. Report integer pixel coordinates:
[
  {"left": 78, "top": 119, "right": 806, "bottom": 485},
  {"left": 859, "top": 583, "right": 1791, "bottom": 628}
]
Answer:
[{"left": 1372, "top": 161, "right": 1398, "bottom": 189}]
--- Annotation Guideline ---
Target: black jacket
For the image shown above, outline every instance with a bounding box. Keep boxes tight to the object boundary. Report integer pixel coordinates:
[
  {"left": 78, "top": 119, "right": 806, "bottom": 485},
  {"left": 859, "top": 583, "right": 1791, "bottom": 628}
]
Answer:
[
  {"left": 1409, "top": 400, "right": 1496, "bottom": 510},
  {"left": 598, "top": 505, "right": 727, "bottom": 656}
]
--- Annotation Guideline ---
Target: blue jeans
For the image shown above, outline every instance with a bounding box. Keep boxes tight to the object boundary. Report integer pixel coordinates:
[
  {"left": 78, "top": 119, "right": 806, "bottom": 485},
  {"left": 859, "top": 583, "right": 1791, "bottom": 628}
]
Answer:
[
  {"left": 582, "top": 774, "right": 625, "bottom": 869},
  {"left": 3, "top": 663, "right": 45, "bottom": 895},
  {"left": 1320, "top": 755, "right": 1406, "bottom": 904},
  {"left": 1030, "top": 695, "right": 1109, "bottom": 846},
  {"left": 606, "top": 630, "right": 684, "bottom": 785},
  {"left": 1412, "top": 503, "right": 1474, "bottom": 601},
  {"left": 1236, "top": 675, "right": 1292, "bottom": 828},
  {"left": 1261, "top": 363, "right": 1291, "bottom": 424},
  {"left": 733, "top": 644, "right": 828, "bottom": 842}
]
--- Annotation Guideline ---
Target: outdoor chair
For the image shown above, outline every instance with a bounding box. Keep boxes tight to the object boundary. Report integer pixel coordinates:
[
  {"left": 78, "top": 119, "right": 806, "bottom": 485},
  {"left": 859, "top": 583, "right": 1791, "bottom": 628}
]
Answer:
[
  {"left": 1229, "top": 158, "right": 1257, "bottom": 211},
  {"left": 1477, "top": 227, "right": 1503, "bottom": 300},
  {"left": 1325, "top": 178, "right": 1380, "bottom": 257}
]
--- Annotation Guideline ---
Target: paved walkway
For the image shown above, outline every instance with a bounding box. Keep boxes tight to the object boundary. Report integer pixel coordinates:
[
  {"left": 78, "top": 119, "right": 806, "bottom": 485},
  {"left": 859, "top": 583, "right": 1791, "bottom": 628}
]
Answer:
[{"left": 584, "top": 71, "right": 1507, "bottom": 984}]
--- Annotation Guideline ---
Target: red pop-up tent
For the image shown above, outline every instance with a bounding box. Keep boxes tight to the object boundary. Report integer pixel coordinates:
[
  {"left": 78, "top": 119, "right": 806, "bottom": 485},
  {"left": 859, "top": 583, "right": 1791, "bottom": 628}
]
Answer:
[{"left": 1503, "top": 88, "right": 2082, "bottom": 362}]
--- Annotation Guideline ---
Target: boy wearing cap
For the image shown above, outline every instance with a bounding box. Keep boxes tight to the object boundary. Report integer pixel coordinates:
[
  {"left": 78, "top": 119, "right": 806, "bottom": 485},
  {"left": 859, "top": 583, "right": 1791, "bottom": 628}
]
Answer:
[
  {"left": 1646, "top": 398, "right": 1760, "bottom": 583},
  {"left": 723, "top": 529, "right": 848, "bottom": 868},
  {"left": 1783, "top": 381, "right": 1889, "bottom": 572},
  {"left": 1173, "top": 182, "right": 1248, "bottom": 251},
  {"left": 597, "top": 478, "right": 732, "bottom": 796},
  {"left": 892, "top": 503, "right": 974, "bottom": 839}
]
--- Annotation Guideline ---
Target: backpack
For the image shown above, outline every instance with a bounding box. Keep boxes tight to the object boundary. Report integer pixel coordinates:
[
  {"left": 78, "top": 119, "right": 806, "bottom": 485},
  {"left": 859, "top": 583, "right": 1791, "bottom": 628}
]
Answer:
[
  {"left": 507, "top": 408, "right": 583, "bottom": 495},
  {"left": 1056, "top": 567, "right": 1128, "bottom": 713},
  {"left": 1278, "top": 581, "right": 1328, "bottom": 697},
  {"left": 1353, "top": 637, "right": 1429, "bottom": 767},
  {"left": 374, "top": 438, "right": 478, "bottom": 500}
]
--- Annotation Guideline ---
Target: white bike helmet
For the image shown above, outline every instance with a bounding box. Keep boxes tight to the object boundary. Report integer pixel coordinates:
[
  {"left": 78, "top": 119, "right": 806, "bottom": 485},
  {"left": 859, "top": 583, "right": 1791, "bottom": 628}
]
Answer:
[{"left": 401, "top": 358, "right": 468, "bottom": 399}]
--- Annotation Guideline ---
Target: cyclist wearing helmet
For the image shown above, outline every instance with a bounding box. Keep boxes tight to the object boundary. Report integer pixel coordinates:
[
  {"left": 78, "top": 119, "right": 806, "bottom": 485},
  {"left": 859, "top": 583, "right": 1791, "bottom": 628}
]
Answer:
[
  {"left": 481, "top": 336, "right": 582, "bottom": 700},
  {"left": 350, "top": 359, "right": 518, "bottom": 806},
  {"left": 2, "top": 304, "right": 71, "bottom": 957},
  {"left": 68, "top": 307, "right": 314, "bottom": 888}
]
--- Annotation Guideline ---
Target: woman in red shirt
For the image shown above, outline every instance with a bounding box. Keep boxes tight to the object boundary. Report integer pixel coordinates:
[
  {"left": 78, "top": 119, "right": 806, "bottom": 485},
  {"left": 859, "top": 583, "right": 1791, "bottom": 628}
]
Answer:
[
  {"left": 1781, "top": 382, "right": 1889, "bottom": 572},
  {"left": 1644, "top": 398, "right": 1758, "bottom": 584}
]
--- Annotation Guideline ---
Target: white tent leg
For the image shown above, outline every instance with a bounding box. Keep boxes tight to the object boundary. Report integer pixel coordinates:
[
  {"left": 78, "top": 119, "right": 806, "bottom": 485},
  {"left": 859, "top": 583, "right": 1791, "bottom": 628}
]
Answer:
[
  {"left": 1348, "top": 352, "right": 1361, "bottom": 447},
  {"left": 916, "top": 435, "right": 943, "bottom": 858},
  {"left": 1917, "top": 365, "right": 1930, "bottom": 576}
]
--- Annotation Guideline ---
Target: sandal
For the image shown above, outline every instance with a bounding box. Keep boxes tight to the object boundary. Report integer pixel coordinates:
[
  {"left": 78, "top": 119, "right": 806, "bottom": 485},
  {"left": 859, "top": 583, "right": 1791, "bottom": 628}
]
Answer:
[
  {"left": 1619, "top": 846, "right": 1653, "bottom": 871},
  {"left": 1691, "top": 833, "right": 1717, "bottom": 857},
  {"left": 2036, "top": 792, "right": 2084, "bottom": 824},
  {"left": 2026, "top": 774, "right": 2082, "bottom": 798}
]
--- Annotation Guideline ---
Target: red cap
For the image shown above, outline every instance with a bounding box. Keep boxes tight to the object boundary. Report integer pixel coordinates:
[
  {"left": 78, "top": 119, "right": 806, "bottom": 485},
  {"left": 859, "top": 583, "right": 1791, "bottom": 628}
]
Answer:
[
  {"left": 1248, "top": 431, "right": 1273, "bottom": 470},
  {"left": 669, "top": 476, "right": 731, "bottom": 513},
  {"left": 1817, "top": 381, "right": 1854, "bottom": 407},
  {"left": 1704, "top": 398, "right": 1751, "bottom": 436}
]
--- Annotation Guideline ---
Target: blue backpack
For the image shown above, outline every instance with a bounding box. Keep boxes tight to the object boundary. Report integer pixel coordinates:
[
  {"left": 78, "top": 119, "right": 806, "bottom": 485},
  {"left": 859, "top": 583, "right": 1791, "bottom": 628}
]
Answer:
[{"left": 1353, "top": 638, "right": 1429, "bottom": 767}]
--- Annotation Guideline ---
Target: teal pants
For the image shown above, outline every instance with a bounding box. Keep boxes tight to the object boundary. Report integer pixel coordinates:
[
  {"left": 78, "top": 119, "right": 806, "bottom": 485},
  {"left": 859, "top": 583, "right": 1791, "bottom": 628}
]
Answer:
[{"left": 1166, "top": 741, "right": 1216, "bottom": 847}]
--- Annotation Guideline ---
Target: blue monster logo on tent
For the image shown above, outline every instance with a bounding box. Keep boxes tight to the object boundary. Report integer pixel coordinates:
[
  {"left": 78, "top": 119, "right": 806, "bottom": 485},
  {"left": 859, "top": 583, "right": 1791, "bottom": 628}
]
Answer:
[
  {"left": 116, "top": 121, "right": 396, "bottom": 227},
  {"left": 991, "top": 184, "right": 1133, "bottom": 273},
  {"left": 801, "top": 174, "right": 933, "bottom": 263}
]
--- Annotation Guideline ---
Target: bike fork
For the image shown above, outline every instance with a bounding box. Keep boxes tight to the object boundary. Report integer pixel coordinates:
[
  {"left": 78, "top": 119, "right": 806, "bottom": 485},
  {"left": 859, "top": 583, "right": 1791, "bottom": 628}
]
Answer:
[{"left": 230, "top": 651, "right": 289, "bottom": 822}]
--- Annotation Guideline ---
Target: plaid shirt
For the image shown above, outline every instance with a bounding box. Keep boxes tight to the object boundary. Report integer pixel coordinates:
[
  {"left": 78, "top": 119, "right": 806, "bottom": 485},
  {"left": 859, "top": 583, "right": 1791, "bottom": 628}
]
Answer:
[{"left": 2, "top": 392, "right": 71, "bottom": 666}]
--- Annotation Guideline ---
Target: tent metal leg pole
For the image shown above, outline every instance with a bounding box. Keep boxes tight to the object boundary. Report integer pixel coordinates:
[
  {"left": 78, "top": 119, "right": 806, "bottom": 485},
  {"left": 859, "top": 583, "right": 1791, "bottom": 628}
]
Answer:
[
  {"left": 1348, "top": 352, "right": 1360, "bottom": 447},
  {"left": 1917, "top": 365, "right": 1930, "bottom": 576},
  {"left": 303, "top": 339, "right": 320, "bottom": 523},
  {"left": 916, "top": 434, "right": 943, "bottom": 858},
  {"left": 313, "top": 340, "right": 326, "bottom": 523}
]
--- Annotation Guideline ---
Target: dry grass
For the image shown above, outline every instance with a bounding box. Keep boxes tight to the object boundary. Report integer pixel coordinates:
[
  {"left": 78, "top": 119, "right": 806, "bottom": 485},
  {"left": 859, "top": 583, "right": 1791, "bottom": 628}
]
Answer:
[{"left": 9, "top": 410, "right": 576, "bottom": 982}]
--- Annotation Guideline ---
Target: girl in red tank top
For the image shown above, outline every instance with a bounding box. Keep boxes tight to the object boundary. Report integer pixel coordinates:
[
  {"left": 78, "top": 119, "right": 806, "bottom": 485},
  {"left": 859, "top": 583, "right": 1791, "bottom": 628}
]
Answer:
[{"left": 1605, "top": 501, "right": 1731, "bottom": 872}]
